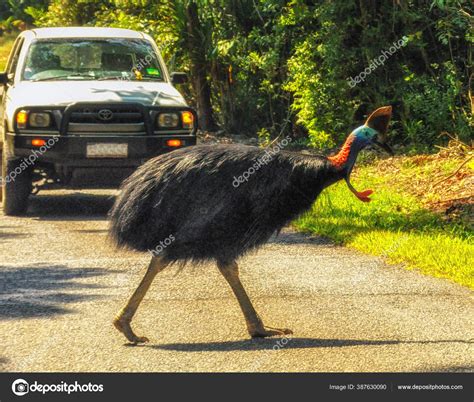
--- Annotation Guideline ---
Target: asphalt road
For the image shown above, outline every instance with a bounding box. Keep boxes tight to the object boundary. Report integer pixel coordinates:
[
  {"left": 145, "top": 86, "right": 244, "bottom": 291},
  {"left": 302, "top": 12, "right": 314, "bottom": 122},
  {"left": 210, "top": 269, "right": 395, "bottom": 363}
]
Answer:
[{"left": 0, "top": 190, "right": 472, "bottom": 372}]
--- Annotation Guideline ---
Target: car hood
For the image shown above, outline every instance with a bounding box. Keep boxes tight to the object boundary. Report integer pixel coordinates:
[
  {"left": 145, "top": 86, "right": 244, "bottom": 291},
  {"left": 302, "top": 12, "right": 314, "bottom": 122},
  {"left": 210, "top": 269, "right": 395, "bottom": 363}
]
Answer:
[{"left": 7, "top": 80, "right": 188, "bottom": 109}]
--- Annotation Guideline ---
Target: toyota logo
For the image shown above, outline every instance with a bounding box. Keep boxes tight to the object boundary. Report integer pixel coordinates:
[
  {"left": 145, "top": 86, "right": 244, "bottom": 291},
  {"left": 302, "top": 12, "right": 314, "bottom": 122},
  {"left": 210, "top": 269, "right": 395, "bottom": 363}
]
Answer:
[{"left": 98, "top": 109, "right": 113, "bottom": 121}]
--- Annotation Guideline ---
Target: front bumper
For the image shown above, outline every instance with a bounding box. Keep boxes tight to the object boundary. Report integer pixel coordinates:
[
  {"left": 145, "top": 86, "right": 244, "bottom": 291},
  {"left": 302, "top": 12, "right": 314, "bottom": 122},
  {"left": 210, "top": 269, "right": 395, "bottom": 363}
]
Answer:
[
  {"left": 4, "top": 102, "right": 198, "bottom": 188},
  {"left": 5, "top": 132, "right": 196, "bottom": 167}
]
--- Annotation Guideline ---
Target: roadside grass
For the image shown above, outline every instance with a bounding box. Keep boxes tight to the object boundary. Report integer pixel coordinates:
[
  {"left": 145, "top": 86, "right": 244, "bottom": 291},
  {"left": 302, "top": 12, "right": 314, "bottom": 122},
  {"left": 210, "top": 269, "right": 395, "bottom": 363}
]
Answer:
[
  {"left": 0, "top": 34, "right": 16, "bottom": 71},
  {"left": 294, "top": 150, "right": 473, "bottom": 289}
]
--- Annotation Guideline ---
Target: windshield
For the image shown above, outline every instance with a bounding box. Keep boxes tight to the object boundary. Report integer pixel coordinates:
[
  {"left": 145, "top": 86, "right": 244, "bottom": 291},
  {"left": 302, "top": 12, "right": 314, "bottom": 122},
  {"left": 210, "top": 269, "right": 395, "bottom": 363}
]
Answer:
[{"left": 22, "top": 39, "right": 164, "bottom": 81}]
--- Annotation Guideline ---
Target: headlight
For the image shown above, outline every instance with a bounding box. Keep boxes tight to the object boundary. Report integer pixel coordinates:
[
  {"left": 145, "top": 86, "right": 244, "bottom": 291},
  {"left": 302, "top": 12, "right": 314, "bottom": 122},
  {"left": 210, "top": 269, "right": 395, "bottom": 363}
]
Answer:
[
  {"left": 29, "top": 112, "right": 51, "bottom": 128},
  {"left": 157, "top": 113, "right": 179, "bottom": 128},
  {"left": 181, "top": 111, "right": 194, "bottom": 129}
]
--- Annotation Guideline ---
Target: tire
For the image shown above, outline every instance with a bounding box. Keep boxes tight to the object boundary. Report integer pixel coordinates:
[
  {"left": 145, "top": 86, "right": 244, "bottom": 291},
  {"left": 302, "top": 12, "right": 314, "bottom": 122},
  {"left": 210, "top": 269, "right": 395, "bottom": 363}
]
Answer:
[{"left": 2, "top": 152, "right": 31, "bottom": 216}]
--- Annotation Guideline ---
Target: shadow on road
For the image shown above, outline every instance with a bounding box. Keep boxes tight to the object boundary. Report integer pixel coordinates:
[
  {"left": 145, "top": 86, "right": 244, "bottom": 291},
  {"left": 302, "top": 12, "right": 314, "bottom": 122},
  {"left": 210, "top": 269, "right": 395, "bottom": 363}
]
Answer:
[
  {"left": 27, "top": 192, "right": 116, "bottom": 220},
  {"left": 0, "top": 264, "right": 114, "bottom": 319},
  {"left": 152, "top": 338, "right": 473, "bottom": 352},
  {"left": 268, "top": 230, "right": 333, "bottom": 245},
  {"left": 74, "top": 229, "right": 109, "bottom": 234},
  {"left": 0, "top": 231, "right": 27, "bottom": 240},
  {"left": 152, "top": 338, "right": 399, "bottom": 352}
]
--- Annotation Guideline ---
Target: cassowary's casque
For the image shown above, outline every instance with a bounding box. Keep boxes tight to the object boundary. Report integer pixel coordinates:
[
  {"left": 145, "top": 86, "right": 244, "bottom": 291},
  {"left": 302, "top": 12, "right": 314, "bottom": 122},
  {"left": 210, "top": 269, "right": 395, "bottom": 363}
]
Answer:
[{"left": 110, "top": 106, "right": 392, "bottom": 343}]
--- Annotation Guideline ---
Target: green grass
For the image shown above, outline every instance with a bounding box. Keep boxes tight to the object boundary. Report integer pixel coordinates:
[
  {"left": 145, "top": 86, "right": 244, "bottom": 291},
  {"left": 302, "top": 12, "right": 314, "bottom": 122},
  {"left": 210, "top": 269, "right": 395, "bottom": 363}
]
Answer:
[
  {"left": 0, "top": 34, "right": 16, "bottom": 71},
  {"left": 294, "top": 161, "right": 473, "bottom": 289}
]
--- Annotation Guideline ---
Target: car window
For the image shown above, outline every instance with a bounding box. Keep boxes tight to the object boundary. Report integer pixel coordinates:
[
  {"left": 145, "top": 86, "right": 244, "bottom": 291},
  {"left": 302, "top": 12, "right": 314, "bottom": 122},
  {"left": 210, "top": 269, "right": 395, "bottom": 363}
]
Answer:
[{"left": 22, "top": 39, "right": 164, "bottom": 81}]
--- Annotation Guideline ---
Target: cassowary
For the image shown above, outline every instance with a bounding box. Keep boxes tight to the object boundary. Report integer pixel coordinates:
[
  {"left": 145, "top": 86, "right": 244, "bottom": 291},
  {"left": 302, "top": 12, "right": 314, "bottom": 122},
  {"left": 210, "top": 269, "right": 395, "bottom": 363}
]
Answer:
[{"left": 109, "top": 106, "right": 392, "bottom": 344}]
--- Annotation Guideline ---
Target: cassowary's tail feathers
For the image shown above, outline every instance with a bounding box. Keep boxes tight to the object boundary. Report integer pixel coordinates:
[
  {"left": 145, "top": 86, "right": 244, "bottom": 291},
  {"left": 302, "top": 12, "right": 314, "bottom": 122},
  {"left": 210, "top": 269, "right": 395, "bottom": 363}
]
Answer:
[{"left": 108, "top": 170, "right": 157, "bottom": 251}]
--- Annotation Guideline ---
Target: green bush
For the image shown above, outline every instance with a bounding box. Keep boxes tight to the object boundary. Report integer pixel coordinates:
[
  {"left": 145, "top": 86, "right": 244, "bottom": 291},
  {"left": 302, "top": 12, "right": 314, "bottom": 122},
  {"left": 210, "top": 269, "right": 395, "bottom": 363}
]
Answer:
[
  {"left": 283, "top": 0, "right": 473, "bottom": 150},
  {"left": 17, "top": 0, "right": 474, "bottom": 150}
]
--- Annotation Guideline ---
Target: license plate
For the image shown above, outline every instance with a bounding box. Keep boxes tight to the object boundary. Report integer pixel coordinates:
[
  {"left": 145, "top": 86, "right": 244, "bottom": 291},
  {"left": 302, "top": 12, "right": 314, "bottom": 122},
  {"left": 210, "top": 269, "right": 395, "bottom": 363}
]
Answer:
[{"left": 86, "top": 143, "right": 128, "bottom": 158}]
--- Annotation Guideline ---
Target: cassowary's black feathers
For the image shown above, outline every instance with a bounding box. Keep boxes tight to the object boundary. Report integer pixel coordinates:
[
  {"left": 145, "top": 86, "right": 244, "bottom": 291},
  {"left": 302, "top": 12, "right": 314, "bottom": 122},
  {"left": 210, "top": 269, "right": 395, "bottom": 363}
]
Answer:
[{"left": 109, "top": 144, "right": 338, "bottom": 263}]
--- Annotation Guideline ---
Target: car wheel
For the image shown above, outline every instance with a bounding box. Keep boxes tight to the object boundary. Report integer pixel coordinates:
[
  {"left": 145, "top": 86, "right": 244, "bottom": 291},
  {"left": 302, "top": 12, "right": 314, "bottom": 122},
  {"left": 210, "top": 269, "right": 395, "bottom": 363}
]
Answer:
[{"left": 2, "top": 152, "right": 31, "bottom": 216}]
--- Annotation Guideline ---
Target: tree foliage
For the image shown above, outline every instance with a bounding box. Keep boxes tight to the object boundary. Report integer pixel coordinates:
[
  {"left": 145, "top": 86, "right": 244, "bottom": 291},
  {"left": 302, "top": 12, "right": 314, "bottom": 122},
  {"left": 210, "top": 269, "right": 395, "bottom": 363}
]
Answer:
[{"left": 2, "top": 0, "right": 473, "bottom": 149}]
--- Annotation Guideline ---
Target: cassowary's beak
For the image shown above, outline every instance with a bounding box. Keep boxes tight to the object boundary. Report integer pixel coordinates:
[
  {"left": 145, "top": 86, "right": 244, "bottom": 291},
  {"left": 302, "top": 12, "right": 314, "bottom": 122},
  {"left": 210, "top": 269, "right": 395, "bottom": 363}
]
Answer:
[{"left": 372, "top": 139, "right": 394, "bottom": 155}]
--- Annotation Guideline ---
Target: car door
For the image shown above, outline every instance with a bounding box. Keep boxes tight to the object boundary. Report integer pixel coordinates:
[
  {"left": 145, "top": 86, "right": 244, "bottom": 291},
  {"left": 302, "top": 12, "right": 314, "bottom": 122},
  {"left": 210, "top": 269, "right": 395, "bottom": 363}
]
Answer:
[{"left": 1, "top": 35, "right": 24, "bottom": 141}]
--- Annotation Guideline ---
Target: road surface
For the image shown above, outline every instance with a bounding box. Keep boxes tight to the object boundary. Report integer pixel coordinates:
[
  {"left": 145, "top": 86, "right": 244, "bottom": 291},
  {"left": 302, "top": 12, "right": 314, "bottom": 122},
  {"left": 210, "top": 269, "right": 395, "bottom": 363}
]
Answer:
[{"left": 0, "top": 190, "right": 472, "bottom": 372}]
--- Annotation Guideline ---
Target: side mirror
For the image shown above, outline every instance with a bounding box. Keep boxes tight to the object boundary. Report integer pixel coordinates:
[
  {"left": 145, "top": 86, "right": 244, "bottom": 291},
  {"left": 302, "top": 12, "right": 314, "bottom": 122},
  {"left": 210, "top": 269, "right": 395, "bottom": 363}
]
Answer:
[
  {"left": 0, "top": 72, "right": 8, "bottom": 85},
  {"left": 170, "top": 72, "right": 188, "bottom": 85}
]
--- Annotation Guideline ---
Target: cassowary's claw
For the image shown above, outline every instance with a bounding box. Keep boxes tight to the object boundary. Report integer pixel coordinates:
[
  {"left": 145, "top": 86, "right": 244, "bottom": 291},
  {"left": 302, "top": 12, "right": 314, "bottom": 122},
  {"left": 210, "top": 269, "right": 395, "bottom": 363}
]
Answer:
[
  {"left": 127, "top": 336, "right": 149, "bottom": 345},
  {"left": 250, "top": 326, "right": 293, "bottom": 338},
  {"left": 113, "top": 317, "right": 149, "bottom": 345}
]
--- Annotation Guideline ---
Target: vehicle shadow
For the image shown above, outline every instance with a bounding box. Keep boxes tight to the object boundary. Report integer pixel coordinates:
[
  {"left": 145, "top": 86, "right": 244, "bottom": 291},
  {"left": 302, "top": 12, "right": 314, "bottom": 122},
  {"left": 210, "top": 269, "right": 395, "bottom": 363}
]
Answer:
[
  {"left": 0, "top": 264, "right": 113, "bottom": 319},
  {"left": 24, "top": 194, "right": 332, "bottom": 248},
  {"left": 151, "top": 338, "right": 473, "bottom": 352},
  {"left": 27, "top": 191, "right": 116, "bottom": 220}
]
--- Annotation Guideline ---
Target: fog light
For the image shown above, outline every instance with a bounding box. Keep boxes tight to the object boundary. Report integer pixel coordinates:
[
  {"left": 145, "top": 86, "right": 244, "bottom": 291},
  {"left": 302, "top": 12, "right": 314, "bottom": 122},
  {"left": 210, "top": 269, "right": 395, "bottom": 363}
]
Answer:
[
  {"left": 16, "top": 110, "right": 28, "bottom": 129},
  {"left": 31, "top": 138, "right": 47, "bottom": 147},
  {"left": 166, "top": 139, "right": 182, "bottom": 147}
]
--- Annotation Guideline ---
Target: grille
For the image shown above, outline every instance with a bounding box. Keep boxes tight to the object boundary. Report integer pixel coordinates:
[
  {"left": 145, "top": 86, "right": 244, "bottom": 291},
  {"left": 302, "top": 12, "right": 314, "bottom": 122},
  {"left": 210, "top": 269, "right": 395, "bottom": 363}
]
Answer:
[
  {"left": 67, "top": 105, "right": 146, "bottom": 134},
  {"left": 70, "top": 107, "right": 143, "bottom": 124}
]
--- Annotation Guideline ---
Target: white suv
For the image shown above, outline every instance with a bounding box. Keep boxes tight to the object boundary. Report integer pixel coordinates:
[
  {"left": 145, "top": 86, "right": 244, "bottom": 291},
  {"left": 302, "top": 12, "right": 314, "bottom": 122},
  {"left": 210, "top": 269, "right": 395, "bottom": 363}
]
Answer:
[{"left": 0, "top": 27, "right": 196, "bottom": 215}]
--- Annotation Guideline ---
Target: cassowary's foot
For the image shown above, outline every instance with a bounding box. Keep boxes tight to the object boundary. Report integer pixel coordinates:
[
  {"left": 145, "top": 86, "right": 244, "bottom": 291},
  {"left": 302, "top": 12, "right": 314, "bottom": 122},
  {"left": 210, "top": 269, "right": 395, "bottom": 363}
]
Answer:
[
  {"left": 249, "top": 326, "right": 293, "bottom": 338},
  {"left": 113, "top": 317, "right": 149, "bottom": 345}
]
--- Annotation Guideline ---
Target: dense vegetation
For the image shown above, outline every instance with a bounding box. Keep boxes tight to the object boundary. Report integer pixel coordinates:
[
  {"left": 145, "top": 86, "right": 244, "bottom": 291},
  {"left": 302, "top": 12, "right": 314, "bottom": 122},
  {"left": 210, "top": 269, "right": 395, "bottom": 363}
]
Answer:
[{"left": 1, "top": 0, "right": 472, "bottom": 150}]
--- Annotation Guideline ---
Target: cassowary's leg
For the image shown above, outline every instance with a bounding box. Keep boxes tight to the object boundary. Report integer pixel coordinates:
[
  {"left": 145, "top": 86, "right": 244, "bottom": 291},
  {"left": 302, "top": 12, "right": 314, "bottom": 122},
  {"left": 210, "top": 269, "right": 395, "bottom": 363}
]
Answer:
[
  {"left": 217, "top": 260, "right": 292, "bottom": 338},
  {"left": 113, "top": 256, "right": 168, "bottom": 344}
]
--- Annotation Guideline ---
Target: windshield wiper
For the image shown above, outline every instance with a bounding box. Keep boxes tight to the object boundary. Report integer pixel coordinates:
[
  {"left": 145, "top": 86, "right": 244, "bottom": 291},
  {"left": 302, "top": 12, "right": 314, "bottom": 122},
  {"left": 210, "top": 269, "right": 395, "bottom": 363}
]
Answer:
[
  {"left": 97, "top": 76, "right": 127, "bottom": 81},
  {"left": 140, "top": 76, "right": 164, "bottom": 81},
  {"left": 32, "top": 73, "right": 96, "bottom": 82},
  {"left": 97, "top": 75, "right": 163, "bottom": 81}
]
